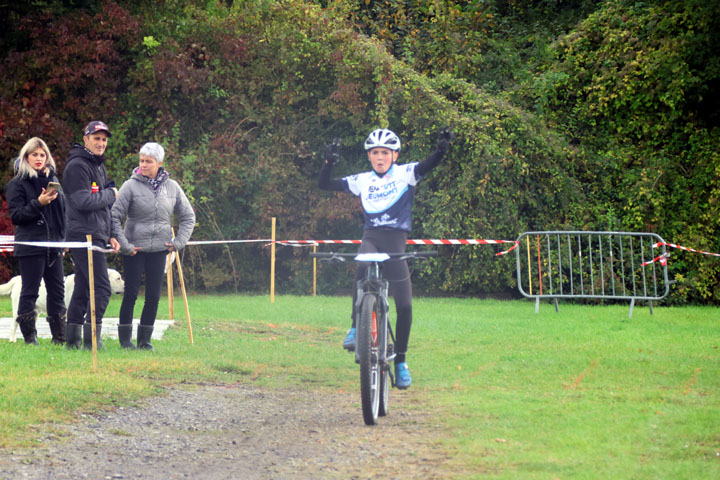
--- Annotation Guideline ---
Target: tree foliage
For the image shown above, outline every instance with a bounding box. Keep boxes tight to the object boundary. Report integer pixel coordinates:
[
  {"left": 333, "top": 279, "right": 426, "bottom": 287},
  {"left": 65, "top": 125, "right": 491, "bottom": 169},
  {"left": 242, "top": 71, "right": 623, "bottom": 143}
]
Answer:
[
  {"left": 0, "top": 0, "right": 718, "bottom": 303},
  {"left": 524, "top": 0, "right": 720, "bottom": 301}
]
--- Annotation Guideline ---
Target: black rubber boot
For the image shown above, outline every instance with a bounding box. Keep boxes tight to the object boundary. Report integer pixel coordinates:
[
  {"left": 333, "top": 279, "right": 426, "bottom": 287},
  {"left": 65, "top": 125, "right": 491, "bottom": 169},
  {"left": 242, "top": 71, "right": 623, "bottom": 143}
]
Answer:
[
  {"left": 47, "top": 308, "right": 67, "bottom": 345},
  {"left": 83, "top": 323, "right": 104, "bottom": 350},
  {"left": 17, "top": 311, "right": 38, "bottom": 345},
  {"left": 118, "top": 324, "right": 136, "bottom": 349},
  {"left": 136, "top": 325, "right": 154, "bottom": 351},
  {"left": 65, "top": 323, "right": 82, "bottom": 350}
]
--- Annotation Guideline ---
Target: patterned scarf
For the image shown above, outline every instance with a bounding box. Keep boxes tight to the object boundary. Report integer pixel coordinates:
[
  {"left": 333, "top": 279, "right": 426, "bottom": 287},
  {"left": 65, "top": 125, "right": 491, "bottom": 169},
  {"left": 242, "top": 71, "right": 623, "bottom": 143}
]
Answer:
[{"left": 136, "top": 166, "right": 168, "bottom": 196}]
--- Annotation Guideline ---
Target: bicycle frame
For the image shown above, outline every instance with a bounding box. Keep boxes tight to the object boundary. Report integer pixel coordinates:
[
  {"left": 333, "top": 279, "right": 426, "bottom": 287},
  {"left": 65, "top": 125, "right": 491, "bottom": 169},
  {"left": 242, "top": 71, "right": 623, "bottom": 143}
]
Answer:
[
  {"left": 310, "top": 250, "right": 437, "bottom": 425},
  {"left": 354, "top": 258, "right": 395, "bottom": 368}
]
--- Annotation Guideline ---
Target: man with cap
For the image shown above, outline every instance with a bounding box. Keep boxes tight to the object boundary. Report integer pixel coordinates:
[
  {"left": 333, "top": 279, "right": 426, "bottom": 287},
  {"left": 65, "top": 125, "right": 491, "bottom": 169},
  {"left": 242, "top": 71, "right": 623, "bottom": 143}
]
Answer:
[{"left": 62, "top": 120, "right": 121, "bottom": 350}]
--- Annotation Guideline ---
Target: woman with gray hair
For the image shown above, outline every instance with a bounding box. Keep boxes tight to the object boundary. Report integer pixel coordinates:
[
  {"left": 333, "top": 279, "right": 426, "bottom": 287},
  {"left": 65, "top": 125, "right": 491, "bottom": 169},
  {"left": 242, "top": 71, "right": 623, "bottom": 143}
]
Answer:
[
  {"left": 5, "top": 137, "right": 66, "bottom": 345},
  {"left": 111, "top": 142, "right": 195, "bottom": 350}
]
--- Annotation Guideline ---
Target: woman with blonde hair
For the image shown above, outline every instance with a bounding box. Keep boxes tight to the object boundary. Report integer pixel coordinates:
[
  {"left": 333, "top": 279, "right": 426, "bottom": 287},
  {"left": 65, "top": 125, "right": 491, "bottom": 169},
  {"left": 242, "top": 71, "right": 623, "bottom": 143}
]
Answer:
[{"left": 5, "top": 137, "right": 66, "bottom": 345}]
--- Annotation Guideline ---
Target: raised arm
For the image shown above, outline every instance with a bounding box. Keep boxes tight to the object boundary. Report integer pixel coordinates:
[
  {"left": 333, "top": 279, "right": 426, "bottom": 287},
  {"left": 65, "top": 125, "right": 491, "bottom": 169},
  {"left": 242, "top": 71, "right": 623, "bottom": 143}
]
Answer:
[
  {"left": 318, "top": 138, "right": 349, "bottom": 192},
  {"left": 415, "top": 128, "right": 454, "bottom": 178}
]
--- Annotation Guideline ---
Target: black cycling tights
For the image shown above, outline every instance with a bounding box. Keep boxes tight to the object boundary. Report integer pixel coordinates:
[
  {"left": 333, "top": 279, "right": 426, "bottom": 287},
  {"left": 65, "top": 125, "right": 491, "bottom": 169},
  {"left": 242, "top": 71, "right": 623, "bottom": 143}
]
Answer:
[{"left": 351, "top": 229, "right": 412, "bottom": 364}]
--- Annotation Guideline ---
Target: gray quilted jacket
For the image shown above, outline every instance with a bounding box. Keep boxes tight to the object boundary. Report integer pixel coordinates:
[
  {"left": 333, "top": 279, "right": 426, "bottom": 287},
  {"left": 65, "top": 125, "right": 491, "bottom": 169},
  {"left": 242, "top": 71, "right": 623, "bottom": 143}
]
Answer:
[{"left": 111, "top": 169, "right": 195, "bottom": 255}]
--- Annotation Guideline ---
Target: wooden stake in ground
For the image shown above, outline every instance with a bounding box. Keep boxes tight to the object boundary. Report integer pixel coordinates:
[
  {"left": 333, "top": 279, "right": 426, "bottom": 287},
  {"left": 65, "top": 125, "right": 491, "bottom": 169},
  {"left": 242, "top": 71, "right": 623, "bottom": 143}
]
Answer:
[
  {"left": 313, "top": 243, "right": 317, "bottom": 296},
  {"left": 171, "top": 228, "right": 192, "bottom": 344},
  {"left": 87, "top": 235, "right": 98, "bottom": 372},
  {"left": 166, "top": 252, "right": 175, "bottom": 320},
  {"left": 271, "top": 217, "right": 276, "bottom": 303},
  {"left": 175, "top": 252, "right": 193, "bottom": 344}
]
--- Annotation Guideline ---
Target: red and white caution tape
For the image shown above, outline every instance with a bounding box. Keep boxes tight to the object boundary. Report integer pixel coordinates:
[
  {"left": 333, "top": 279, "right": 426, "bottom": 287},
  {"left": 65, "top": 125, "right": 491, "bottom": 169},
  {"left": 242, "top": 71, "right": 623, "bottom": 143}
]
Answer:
[
  {"left": 0, "top": 238, "right": 115, "bottom": 253},
  {"left": 277, "top": 240, "right": 360, "bottom": 245},
  {"left": 406, "top": 238, "right": 518, "bottom": 255},
  {"left": 641, "top": 253, "right": 669, "bottom": 267},
  {"left": 0, "top": 235, "right": 522, "bottom": 257},
  {"left": 2, "top": 235, "right": 715, "bottom": 265},
  {"left": 0, "top": 235, "right": 14, "bottom": 252},
  {"left": 187, "top": 239, "right": 272, "bottom": 246},
  {"left": 278, "top": 239, "right": 519, "bottom": 255},
  {"left": 652, "top": 242, "right": 720, "bottom": 258},
  {"left": 642, "top": 241, "right": 720, "bottom": 266}
]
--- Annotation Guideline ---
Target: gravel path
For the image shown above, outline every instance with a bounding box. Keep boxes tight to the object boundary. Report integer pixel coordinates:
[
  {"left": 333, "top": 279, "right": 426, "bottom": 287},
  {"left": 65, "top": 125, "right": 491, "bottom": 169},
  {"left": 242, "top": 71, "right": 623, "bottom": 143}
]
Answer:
[{"left": 0, "top": 383, "right": 459, "bottom": 479}]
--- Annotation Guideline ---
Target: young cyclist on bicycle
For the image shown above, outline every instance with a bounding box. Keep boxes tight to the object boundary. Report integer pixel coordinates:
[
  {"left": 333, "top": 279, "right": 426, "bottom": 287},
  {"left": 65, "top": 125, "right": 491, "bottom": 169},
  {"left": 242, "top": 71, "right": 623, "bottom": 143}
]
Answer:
[{"left": 318, "top": 127, "right": 454, "bottom": 389}]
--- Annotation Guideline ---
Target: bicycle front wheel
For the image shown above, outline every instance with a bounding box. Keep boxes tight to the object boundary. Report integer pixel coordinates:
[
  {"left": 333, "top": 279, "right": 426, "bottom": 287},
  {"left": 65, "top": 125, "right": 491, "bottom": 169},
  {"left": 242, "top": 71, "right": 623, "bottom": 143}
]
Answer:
[
  {"left": 358, "top": 294, "right": 381, "bottom": 425},
  {"left": 379, "top": 342, "right": 391, "bottom": 417}
]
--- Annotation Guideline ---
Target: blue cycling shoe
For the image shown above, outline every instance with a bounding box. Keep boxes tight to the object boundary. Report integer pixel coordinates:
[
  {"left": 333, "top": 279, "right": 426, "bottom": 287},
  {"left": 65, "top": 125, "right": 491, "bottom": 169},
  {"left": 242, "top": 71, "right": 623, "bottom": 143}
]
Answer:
[
  {"left": 394, "top": 362, "right": 412, "bottom": 389},
  {"left": 342, "top": 328, "right": 356, "bottom": 351}
]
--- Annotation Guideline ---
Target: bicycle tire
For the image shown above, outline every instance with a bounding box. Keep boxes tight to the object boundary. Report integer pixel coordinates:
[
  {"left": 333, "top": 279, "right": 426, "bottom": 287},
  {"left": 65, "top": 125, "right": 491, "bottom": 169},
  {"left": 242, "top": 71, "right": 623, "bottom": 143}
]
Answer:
[
  {"left": 378, "top": 309, "right": 395, "bottom": 417},
  {"left": 358, "top": 294, "right": 381, "bottom": 425},
  {"left": 378, "top": 362, "right": 390, "bottom": 417}
]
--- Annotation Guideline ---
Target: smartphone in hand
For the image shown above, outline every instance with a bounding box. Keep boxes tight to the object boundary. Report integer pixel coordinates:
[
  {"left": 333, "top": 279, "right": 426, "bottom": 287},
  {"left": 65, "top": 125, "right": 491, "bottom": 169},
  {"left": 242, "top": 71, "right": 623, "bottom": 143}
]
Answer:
[{"left": 47, "top": 181, "right": 60, "bottom": 192}]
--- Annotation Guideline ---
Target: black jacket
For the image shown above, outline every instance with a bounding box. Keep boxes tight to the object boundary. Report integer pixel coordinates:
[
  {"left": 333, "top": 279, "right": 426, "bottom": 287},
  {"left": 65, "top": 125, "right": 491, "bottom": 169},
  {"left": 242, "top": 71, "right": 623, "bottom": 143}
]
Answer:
[
  {"left": 63, "top": 143, "right": 116, "bottom": 244},
  {"left": 5, "top": 169, "right": 66, "bottom": 257}
]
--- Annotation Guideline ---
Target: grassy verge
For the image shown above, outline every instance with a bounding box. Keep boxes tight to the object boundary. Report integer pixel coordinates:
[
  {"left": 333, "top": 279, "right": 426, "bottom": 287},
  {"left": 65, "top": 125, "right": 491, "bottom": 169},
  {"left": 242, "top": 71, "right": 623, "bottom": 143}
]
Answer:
[{"left": 1, "top": 295, "right": 718, "bottom": 478}]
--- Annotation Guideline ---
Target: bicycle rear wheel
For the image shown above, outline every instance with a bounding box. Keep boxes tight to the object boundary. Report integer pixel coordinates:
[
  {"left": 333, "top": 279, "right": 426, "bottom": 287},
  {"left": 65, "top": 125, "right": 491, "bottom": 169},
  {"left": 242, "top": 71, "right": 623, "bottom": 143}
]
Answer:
[{"left": 358, "top": 294, "right": 381, "bottom": 425}]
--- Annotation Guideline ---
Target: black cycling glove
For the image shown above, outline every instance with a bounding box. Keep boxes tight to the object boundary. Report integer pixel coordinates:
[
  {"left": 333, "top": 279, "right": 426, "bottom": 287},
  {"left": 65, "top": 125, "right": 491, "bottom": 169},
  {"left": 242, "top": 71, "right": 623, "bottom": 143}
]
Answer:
[
  {"left": 324, "top": 138, "right": 341, "bottom": 166},
  {"left": 436, "top": 128, "right": 455, "bottom": 154}
]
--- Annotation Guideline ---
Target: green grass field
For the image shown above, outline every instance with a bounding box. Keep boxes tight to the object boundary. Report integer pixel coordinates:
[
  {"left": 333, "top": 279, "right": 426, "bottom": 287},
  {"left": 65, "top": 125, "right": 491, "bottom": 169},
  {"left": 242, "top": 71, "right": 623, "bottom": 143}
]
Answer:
[{"left": 1, "top": 294, "right": 718, "bottom": 479}]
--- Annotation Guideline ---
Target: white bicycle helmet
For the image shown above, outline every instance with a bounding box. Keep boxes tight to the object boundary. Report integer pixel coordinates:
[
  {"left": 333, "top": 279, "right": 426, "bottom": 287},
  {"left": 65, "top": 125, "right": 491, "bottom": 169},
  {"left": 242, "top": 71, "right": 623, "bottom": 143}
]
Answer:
[{"left": 364, "top": 128, "right": 401, "bottom": 152}]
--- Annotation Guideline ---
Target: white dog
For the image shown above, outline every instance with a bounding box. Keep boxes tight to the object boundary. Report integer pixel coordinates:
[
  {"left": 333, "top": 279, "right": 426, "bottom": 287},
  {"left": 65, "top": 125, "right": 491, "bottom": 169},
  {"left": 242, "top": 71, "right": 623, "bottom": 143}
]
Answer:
[{"left": 0, "top": 269, "right": 124, "bottom": 342}]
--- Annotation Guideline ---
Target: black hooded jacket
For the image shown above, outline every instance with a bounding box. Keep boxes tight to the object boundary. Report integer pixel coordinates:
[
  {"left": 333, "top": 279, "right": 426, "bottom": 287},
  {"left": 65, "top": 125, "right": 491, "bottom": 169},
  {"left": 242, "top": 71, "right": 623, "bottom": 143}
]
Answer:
[
  {"left": 63, "top": 143, "right": 116, "bottom": 244},
  {"left": 5, "top": 167, "right": 66, "bottom": 257}
]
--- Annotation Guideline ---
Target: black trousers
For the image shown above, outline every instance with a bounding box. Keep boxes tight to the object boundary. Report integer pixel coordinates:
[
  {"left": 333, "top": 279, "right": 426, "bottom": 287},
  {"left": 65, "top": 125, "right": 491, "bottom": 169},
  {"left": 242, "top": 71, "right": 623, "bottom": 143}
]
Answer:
[
  {"left": 119, "top": 251, "right": 167, "bottom": 326},
  {"left": 352, "top": 229, "right": 412, "bottom": 362},
  {"left": 67, "top": 247, "right": 111, "bottom": 325},
  {"left": 17, "top": 251, "right": 65, "bottom": 316}
]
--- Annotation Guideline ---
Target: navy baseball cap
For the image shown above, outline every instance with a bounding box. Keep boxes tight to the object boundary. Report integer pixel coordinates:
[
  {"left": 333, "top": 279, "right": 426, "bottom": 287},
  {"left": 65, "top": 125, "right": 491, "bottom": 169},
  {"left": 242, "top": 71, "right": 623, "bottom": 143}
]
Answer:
[{"left": 84, "top": 120, "right": 111, "bottom": 137}]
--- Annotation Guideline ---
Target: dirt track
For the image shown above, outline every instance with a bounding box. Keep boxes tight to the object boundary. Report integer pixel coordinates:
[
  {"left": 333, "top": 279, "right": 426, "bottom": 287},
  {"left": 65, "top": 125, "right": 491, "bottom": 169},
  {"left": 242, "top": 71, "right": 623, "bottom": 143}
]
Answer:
[{"left": 0, "top": 383, "right": 460, "bottom": 479}]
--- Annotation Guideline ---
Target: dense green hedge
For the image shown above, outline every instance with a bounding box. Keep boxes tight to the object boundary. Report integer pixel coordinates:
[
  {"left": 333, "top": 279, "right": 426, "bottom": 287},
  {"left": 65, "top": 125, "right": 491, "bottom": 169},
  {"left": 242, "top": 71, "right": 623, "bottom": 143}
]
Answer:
[
  {"left": 523, "top": 0, "right": 720, "bottom": 302},
  {"left": 0, "top": 0, "right": 717, "bottom": 303}
]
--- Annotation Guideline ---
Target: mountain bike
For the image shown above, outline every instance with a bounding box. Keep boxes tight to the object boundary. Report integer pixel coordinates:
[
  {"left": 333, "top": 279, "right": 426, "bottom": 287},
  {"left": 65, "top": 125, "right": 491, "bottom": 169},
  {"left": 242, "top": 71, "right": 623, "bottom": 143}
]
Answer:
[{"left": 311, "top": 250, "right": 437, "bottom": 425}]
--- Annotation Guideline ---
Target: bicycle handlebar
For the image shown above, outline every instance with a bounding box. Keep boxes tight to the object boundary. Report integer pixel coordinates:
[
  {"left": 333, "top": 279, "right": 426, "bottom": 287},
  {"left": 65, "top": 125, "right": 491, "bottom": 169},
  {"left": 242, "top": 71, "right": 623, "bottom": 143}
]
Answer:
[{"left": 310, "top": 251, "right": 438, "bottom": 263}]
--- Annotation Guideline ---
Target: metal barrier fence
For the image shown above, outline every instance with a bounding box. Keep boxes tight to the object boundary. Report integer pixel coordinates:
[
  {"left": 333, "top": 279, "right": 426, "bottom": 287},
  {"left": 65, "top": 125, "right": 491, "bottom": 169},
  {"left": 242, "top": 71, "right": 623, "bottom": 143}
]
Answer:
[{"left": 515, "top": 231, "right": 672, "bottom": 317}]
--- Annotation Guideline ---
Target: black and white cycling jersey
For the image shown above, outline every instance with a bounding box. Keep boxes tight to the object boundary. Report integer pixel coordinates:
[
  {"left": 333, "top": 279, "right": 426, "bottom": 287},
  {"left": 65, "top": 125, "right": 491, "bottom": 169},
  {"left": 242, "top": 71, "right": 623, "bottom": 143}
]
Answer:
[
  {"left": 318, "top": 148, "right": 446, "bottom": 232},
  {"left": 344, "top": 163, "right": 419, "bottom": 232}
]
